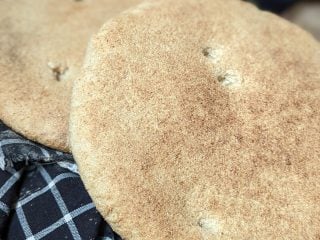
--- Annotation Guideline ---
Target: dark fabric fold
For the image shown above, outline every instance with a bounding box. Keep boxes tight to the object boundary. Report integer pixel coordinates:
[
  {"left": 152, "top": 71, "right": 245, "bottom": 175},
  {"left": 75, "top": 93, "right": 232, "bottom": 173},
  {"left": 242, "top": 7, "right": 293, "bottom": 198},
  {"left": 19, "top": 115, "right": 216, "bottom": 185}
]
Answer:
[{"left": 0, "top": 121, "right": 120, "bottom": 240}]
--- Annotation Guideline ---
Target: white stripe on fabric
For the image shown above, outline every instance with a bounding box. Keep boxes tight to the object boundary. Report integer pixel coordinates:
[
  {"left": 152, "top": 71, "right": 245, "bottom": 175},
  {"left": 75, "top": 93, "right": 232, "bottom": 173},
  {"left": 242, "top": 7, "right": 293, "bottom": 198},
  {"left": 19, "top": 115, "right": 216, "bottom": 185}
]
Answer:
[
  {"left": 17, "top": 173, "right": 77, "bottom": 207},
  {"left": 29, "top": 203, "right": 95, "bottom": 240},
  {"left": 39, "top": 166, "right": 81, "bottom": 240},
  {"left": 0, "top": 170, "right": 22, "bottom": 198},
  {"left": 0, "top": 139, "right": 38, "bottom": 147},
  {"left": 16, "top": 205, "right": 33, "bottom": 238},
  {"left": 0, "top": 201, "right": 9, "bottom": 214}
]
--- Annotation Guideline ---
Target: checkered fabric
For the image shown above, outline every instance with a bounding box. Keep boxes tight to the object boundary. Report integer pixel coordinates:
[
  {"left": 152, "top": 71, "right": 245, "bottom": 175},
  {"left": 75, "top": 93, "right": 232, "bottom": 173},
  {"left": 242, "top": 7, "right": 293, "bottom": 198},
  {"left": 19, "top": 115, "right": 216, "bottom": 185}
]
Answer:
[{"left": 0, "top": 121, "right": 121, "bottom": 240}]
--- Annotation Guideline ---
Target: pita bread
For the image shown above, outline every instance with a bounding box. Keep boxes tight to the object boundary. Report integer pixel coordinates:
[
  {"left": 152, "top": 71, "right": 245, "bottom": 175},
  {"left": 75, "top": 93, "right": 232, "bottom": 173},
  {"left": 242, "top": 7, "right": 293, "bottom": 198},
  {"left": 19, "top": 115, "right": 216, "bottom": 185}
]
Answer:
[
  {"left": 70, "top": 0, "right": 320, "bottom": 239},
  {"left": 0, "top": 0, "right": 140, "bottom": 151}
]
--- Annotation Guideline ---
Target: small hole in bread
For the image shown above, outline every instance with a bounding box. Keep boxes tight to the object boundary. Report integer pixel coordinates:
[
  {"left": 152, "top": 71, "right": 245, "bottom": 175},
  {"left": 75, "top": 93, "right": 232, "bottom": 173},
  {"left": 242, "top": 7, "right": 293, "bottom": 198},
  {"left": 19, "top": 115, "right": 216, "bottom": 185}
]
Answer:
[
  {"left": 217, "top": 71, "right": 241, "bottom": 87},
  {"left": 198, "top": 217, "right": 220, "bottom": 234},
  {"left": 48, "top": 62, "right": 69, "bottom": 81},
  {"left": 202, "top": 47, "right": 223, "bottom": 63}
]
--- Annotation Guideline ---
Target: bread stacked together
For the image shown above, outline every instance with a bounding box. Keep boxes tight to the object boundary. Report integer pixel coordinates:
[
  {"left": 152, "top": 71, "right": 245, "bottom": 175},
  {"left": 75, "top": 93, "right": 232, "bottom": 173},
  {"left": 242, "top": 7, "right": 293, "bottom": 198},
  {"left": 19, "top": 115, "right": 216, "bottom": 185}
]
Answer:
[{"left": 1, "top": 0, "right": 319, "bottom": 239}]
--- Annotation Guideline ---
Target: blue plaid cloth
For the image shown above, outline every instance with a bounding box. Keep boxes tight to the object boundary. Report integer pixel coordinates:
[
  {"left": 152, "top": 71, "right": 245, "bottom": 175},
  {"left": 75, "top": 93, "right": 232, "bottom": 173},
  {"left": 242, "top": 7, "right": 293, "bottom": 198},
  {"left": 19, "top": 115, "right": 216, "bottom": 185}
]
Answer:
[{"left": 0, "top": 121, "right": 121, "bottom": 240}]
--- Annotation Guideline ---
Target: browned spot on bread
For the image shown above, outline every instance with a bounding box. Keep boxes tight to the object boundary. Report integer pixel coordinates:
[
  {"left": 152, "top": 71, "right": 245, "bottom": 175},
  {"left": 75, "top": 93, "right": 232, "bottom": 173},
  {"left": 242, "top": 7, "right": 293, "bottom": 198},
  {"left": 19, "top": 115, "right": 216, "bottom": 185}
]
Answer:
[{"left": 48, "top": 62, "right": 69, "bottom": 81}]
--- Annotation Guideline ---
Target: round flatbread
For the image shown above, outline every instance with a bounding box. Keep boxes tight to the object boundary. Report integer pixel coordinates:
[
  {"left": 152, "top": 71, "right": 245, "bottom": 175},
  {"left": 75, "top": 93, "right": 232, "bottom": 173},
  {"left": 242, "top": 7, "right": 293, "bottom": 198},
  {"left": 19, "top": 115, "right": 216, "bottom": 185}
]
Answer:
[
  {"left": 70, "top": 0, "right": 320, "bottom": 239},
  {"left": 0, "top": 0, "right": 140, "bottom": 151}
]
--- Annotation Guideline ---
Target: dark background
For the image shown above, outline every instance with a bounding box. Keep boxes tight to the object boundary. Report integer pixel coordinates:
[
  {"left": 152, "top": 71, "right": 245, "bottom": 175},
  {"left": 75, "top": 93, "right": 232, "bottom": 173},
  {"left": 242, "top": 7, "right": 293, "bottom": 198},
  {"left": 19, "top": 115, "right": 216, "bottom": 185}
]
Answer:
[
  {"left": 248, "top": 0, "right": 320, "bottom": 40},
  {"left": 248, "top": 0, "right": 317, "bottom": 13}
]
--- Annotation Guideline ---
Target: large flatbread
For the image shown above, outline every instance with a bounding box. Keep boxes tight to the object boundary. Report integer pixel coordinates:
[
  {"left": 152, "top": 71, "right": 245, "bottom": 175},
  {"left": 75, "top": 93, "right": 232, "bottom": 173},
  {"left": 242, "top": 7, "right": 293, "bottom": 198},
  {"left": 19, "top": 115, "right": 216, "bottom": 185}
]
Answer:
[{"left": 70, "top": 0, "right": 320, "bottom": 239}]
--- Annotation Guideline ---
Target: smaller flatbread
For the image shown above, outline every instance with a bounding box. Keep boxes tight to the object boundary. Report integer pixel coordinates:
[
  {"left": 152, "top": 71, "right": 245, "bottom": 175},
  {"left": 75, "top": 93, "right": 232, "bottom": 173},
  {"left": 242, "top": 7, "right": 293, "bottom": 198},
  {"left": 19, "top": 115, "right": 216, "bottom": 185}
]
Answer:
[{"left": 0, "top": 0, "right": 140, "bottom": 151}]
